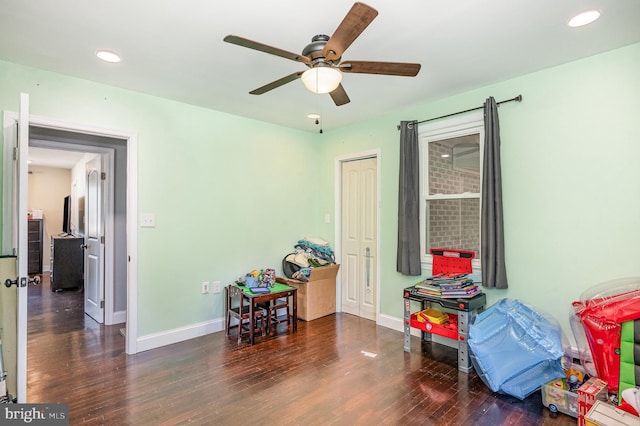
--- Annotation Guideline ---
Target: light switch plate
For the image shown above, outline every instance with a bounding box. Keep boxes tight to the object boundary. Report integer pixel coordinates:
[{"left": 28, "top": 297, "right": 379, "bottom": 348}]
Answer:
[{"left": 141, "top": 213, "right": 156, "bottom": 227}]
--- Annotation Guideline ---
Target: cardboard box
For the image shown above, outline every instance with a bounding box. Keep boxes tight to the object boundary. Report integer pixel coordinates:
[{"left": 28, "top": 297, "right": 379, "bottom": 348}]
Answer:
[
  {"left": 585, "top": 400, "right": 640, "bottom": 426},
  {"left": 276, "top": 264, "right": 339, "bottom": 321},
  {"left": 578, "top": 378, "right": 608, "bottom": 426}
]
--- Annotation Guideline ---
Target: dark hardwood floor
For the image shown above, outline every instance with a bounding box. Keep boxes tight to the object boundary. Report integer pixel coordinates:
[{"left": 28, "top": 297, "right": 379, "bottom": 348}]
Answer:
[{"left": 27, "top": 274, "right": 575, "bottom": 425}]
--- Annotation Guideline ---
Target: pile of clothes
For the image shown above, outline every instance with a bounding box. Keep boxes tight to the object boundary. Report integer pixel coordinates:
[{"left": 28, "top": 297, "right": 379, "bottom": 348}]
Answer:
[{"left": 283, "top": 237, "right": 335, "bottom": 282}]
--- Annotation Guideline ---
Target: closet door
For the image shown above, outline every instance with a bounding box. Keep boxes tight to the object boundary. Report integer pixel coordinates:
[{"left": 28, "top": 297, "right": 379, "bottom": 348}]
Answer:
[{"left": 341, "top": 157, "right": 377, "bottom": 321}]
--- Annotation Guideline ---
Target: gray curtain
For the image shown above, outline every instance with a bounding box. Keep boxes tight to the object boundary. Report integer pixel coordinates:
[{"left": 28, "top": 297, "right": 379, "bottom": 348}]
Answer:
[
  {"left": 397, "top": 120, "right": 421, "bottom": 275},
  {"left": 481, "top": 97, "right": 508, "bottom": 288}
]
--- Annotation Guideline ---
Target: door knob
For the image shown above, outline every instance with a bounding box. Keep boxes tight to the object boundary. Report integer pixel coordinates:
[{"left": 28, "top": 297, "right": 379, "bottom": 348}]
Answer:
[
  {"left": 80, "top": 244, "right": 87, "bottom": 250},
  {"left": 4, "top": 276, "right": 40, "bottom": 287}
]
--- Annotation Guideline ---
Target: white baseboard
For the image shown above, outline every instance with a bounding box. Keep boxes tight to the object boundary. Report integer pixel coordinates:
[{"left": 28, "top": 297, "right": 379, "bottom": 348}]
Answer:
[
  {"left": 135, "top": 312, "right": 468, "bottom": 354},
  {"left": 136, "top": 318, "right": 225, "bottom": 353},
  {"left": 377, "top": 313, "right": 404, "bottom": 332}
]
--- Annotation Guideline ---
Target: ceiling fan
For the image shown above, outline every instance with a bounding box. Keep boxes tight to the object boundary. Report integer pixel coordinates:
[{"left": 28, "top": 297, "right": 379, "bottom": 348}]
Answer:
[{"left": 223, "top": 2, "right": 421, "bottom": 106}]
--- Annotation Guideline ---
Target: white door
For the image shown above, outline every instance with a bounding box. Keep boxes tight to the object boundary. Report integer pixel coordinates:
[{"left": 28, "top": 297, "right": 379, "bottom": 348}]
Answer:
[
  {"left": 341, "top": 157, "right": 378, "bottom": 321},
  {"left": 84, "top": 156, "right": 105, "bottom": 322},
  {"left": 15, "top": 93, "right": 30, "bottom": 402}
]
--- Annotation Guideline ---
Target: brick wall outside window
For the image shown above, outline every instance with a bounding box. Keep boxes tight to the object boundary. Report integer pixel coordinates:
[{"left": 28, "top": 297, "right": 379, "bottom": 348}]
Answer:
[{"left": 426, "top": 140, "right": 480, "bottom": 256}]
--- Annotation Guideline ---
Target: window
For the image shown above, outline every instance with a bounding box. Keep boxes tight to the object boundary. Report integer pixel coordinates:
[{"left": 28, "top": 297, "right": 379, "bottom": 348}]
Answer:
[{"left": 419, "top": 112, "right": 484, "bottom": 269}]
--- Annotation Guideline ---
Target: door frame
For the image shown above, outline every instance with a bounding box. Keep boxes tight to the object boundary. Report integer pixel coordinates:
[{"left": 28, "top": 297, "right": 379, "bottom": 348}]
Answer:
[
  {"left": 334, "top": 149, "right": 381, "bottom": 321},
  {"left": 2, "top": 110, "right": 139, "bottom": 356}
]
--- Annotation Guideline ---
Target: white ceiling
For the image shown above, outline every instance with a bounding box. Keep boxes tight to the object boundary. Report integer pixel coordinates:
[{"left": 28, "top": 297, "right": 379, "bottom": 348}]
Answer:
[
  {"left": 28, "top": 147, "right": 86, "bottom": 169},
  {"left": 1, "top": 1, "right": 639, "bottom": 134}
]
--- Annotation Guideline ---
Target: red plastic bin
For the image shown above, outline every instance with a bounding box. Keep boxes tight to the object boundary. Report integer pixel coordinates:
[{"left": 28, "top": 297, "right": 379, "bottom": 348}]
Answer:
[
  {"left": 430, "top": 248, "right": 474, "bottom": 275},
  {"left": 410, "top": 312, "right": 459, "bottom": 340}
]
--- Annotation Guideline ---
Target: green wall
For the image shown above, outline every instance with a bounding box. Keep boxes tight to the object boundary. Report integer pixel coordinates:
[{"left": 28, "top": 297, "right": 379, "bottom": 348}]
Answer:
[
  {"left": 0, "top": 60, "right": 320, "bottom": 336},
  {"left": 1, "top": 41, "right": 639, "bottom": 345},
  {"left": 319, "top": 42, "right": 640, "bottom": 339}
]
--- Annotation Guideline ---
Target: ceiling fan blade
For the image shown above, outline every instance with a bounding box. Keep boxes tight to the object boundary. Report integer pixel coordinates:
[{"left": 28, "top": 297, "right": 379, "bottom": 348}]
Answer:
[
  {"left": 323, "top": 2, "right": 378, "bottom": 62},
  {"left": 340, "top": 61, "right": 421, "bottom": 76},
  {"left": 249, "top": 71, "right": 304, "bottom": 95},
  {"left": 330, "top": 84, "right": 350, "bottom": 106},
  {"left": 224, "top": 35, "right": 310, "bottom": 65}
]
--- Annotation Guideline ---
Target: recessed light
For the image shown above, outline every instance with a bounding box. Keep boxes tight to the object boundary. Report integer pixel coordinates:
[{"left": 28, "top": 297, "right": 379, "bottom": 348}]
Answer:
[
  {"left": 568, "top": 10, "right": 601, "bottom": 27},
  {"left": 96, "top": 50, "right": 121, "bottom": 63},
  {"left": 307, "top": 113, "right": 320, "bottom": 119},
  {"left": 441, "top": 154, "right": 450, "bottom": 158}
]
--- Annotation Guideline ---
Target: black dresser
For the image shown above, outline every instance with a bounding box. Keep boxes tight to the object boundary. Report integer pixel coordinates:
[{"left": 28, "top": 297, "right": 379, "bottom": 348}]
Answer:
[
  {"left": 28, "top": 219, "right": 43, "bottom": 275},
  {"left": 50, "top": 235, "right": 84, "bottom": 291}
]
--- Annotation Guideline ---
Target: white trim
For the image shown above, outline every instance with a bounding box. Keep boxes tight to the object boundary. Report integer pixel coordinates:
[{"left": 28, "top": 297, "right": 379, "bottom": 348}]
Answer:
[
  {"left": 333, "top": 149, "right": 382, "bottom": 322},
  {"left": 16, "top": 94, "right": 29, "bottom": 403},
  {"left": 418, "top": 111, "right": 484, "bottom": 271},
  {"left": 376, "top": 313, "right": 404, "bottom": 332},
  {"left": 418, "top": 111, "right": 484, "bottom": 139},
  {"left": 3, "top": 110, "right": 139, "bottom": 355},
  {"left": 102, "top": 152, "right": 116, "bottom": 325},
  {"left": 111, "top": 310, "right": 127, "bottom": 325},
  {"left": 426, "top": 193, "right": 481, "bottom": 200},
  {"left": 126, "top": 133, "right": 138, "bottom": 354},
  {"left": 136, "top": 319, "right": 225, "bottom": 353}
]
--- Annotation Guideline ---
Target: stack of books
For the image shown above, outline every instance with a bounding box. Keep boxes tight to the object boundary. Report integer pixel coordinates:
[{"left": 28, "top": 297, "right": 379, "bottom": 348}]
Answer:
[{"left": 414, "top": 273, "right": 481, "bottom": 298}]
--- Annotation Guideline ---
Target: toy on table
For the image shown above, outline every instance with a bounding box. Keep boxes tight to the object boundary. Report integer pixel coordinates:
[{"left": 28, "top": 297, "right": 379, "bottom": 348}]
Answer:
[{"left": 237, "top": 268, "right": 276, "bottom": 288}]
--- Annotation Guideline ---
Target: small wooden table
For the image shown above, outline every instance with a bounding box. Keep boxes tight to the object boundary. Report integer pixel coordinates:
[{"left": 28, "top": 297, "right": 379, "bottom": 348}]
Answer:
[{"left": 239, "top": 283, "right": 297, "bottom": 344}]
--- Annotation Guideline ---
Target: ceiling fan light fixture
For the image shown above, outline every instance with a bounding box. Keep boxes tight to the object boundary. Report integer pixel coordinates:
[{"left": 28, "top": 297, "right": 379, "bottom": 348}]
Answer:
[{"left": 301, "top": 66, "right": 342, "bottom": 94}]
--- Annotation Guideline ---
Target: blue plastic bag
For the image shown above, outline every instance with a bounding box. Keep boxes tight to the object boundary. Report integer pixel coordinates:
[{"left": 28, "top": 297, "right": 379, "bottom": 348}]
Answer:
[{"left": 468, "top": 298, "right": 566, "bottom": 399}]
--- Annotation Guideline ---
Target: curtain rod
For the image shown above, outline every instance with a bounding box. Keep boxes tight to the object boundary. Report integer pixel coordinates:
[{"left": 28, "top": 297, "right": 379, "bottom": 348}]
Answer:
[{"left": 397, "top": 94, "right": 523, "bottom": 130}]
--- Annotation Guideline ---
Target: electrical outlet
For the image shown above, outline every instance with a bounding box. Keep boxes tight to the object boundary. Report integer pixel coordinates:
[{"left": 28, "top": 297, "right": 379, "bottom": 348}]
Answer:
[
  {"left": 202, "top": 281, "right": 209, "bottom": 294},
  {"left": 140, "top": 213, "right": 156, "bottom": 227},
  {"left": 212, "top": 281, "right": 221, "bottom": 294}
]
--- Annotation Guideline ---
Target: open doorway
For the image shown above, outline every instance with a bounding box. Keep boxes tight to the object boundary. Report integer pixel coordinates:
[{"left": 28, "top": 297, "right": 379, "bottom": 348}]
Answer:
[
  {"left": 2, "top": 101, "right": 138, "bottom": 401},
  {"left": 28, "top": 127, "right": 128, "bottom": 327},
  {"left": 24, "top": 130, "right": 131, "bottom": 396}
]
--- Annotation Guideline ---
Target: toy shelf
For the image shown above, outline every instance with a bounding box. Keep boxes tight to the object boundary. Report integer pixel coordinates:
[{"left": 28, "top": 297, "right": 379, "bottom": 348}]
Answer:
[
  {"left": 403, "top": 286, "right": 486, "bottom": 373},
  {"left": 409, "top": 312, "right": 458, "bottom": 340}
]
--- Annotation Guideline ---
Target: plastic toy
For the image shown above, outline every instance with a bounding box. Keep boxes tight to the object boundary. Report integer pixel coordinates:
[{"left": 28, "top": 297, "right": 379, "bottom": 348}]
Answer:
[
  {"left": 619, "top": 387, "right": 640, "bottom": 416},
  {"left": 239, "top": 268, "right": 277, "bottom": 288},
  {"left": 544, "top": 379, "right": 569, "bottom": 412},
  {"left": 571, "top": 277, "right": 640, "bottom": 394}
]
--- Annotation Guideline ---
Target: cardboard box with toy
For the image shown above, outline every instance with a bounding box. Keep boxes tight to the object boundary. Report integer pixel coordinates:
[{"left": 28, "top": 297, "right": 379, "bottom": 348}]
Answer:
[{"left": 277, "top": 264, "right": 339, "bottom": 321}]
